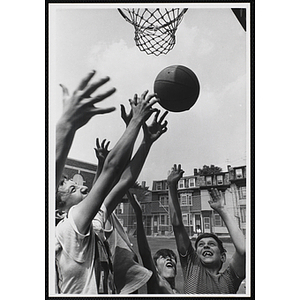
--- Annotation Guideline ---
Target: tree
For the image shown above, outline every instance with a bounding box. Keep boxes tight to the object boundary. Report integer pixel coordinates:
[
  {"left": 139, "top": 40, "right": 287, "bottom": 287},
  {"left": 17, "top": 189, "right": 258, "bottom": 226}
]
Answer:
[{"left": 198, "top": 165, "right": 222, "bottom": 175}]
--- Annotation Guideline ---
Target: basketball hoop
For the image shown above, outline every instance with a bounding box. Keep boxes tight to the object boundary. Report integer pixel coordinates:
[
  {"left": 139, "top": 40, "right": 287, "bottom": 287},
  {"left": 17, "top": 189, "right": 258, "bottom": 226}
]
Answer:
[{"left": 118, "top": 8, "right": 188, "bottom": 56}]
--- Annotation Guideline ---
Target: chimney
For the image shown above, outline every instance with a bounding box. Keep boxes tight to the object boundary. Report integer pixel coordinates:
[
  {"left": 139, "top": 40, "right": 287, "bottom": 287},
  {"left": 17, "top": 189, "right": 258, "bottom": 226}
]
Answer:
[
  {"left": 141, "top": 181, "right": 146, "bottom": 188},
  {"left": 194, "top": 168, "right": 198, "bottom": 176}
]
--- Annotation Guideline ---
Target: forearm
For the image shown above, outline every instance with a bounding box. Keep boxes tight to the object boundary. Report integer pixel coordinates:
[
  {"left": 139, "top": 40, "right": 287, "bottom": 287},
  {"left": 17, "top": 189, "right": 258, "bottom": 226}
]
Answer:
[
  {"left": 135, "top": 208, "right": 153, "bottom": 268},
  {"left": 56, "top": 120, "right": 76, "bottom": 189},
  {"left": 218, "top": 208, "right": 245, "bottom": 255},
  {"left": 102, "top": 141, "right": 151, "bottom": 218},
  {"left": 93, "top": 161, "right": 104, "bottom": 186},
  {"left": 102, "top": 118, "right": 142, "bottom": 176},
  {"left": 168, "top": 183, "right": 183, "bottom": 227},
  {"left": 82, "top": 118, "right": 143, "bottom": 227},
  {"left": 168, "top": 182, "right": 191, "bottom": 254}
]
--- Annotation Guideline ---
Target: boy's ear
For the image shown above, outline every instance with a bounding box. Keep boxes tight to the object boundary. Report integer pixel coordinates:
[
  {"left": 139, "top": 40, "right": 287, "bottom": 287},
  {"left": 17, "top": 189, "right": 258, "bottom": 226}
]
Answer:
[{"left": 221, "top": 252, "right": 226, "bottom": 263}]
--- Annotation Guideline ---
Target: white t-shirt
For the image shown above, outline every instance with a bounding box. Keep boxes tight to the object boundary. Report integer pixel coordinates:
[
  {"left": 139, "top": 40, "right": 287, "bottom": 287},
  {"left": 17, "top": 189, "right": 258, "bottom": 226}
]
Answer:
[{"left": 55, "top": 206, "right": 98, "bottom": 294}]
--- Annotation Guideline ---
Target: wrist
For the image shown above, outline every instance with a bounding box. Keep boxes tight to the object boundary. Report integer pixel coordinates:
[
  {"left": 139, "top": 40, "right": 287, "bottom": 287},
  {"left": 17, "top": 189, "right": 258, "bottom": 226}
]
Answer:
[
  {"left": 214, "top": 207, "right": 228, "bottom": 215},
  {"left": 57, "top": 117, "right": 76, "bottom": 134},
  {"left": 167, "top": 181, "right": 177, "bottom": 187}
]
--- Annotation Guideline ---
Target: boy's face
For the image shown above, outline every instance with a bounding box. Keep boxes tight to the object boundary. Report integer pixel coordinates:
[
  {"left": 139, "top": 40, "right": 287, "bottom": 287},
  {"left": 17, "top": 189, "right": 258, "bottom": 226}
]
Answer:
[
  {"left": 59, "top": 179, "right": 89, "bottom": 208},
  {"left": 196, "top": 237, "right": 226, "bottom": 267},
  {"left": 156, "top": 254, "right": 177, "bottom": 279}
]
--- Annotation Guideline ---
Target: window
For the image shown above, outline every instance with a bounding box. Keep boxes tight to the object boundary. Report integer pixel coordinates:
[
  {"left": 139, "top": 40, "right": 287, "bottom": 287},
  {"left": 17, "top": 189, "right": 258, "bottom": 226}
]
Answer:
[
  {"left": 180, "top": 193, "right": 193, "bottom": 206},
  {"left": 206, "top": 176, "right": 212, "bottom": 185},
  {"left": 160, "top": 214, "right": 169, "bottom": 225},
  {"left": 240, "top": 206, "right": 246, "bottom": 223},
  {"left": 178, "top": 179, "right": 185, "bottom": 189},
  {"left": 238, "top": 186, "right": 246, "bottom": 199},
  {"left": 159, "top": 195, "right": 169, "bottom": 207},
  {"left": 235, "top": 168, "right": 243, "bottom": 179},
  {"left": 214, "top": 213, "right": 223, "bottom": 226},
  {"left": 189, "top": 178, "right": 196, "bottom": 188},
  {"left": 217, "top": 175, "right": 223, "bottom": 185},
  {"left": 156, "top": 182, "right": 162, "bottom": 190},
  {"left": 182, "top": 214, "right": 189, "bottom": 226},
  {"left": 204, "top": 217, "right": 210, "bottom": 229}
]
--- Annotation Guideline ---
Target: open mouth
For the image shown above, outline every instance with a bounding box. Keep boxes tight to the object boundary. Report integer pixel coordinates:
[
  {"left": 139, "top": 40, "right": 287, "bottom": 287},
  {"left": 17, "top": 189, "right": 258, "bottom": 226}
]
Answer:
[
  {"left": 166, "top": 262, "right": 174, "bottom": 268},
  {"left": 202, "top": 251, "right": 213, "bottom": 257}
]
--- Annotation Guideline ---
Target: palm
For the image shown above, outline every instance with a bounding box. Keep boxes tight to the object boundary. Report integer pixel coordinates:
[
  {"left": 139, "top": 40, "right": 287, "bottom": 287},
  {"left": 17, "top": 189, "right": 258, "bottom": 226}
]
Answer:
[
  {"left": 143, "top": 110, "right": 168, "bottom": 143},
  {"left": 209, "top": 188, "right": 225, "bottom": 210},
  {"left": 94, "top": 138, "right": 110, "bottom": 162}
]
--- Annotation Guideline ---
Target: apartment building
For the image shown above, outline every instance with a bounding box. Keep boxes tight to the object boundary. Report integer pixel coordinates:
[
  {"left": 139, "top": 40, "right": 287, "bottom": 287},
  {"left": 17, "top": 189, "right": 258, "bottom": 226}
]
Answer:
[
  {"left": 150, "top": 165, "right": 247, "bottom": 238},
  {"left": 61, "top": 158, "right": 247, "bottom": 238}
]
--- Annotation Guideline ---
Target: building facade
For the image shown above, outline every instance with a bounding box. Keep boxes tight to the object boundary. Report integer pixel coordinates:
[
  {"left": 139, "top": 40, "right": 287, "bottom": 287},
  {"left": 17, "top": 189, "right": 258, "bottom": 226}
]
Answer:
[
  {"left": 61, "top": 159, "right": 247, "bottom": 238},
  {"left": 150, "top": 165, "right": 247, "bottom": 238}
]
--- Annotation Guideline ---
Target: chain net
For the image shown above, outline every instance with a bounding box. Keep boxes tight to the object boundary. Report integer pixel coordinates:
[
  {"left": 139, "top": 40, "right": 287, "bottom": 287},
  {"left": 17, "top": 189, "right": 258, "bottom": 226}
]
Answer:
[{"left": 118, "top": 8, "right": 188, "bottom": 56}]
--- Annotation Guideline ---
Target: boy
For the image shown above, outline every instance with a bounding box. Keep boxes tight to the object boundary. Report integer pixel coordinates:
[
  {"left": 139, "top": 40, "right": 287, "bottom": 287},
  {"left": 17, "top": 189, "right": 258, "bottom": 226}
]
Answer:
[{"left": 168, "top": 164, "right": 245, "bottom": 294}]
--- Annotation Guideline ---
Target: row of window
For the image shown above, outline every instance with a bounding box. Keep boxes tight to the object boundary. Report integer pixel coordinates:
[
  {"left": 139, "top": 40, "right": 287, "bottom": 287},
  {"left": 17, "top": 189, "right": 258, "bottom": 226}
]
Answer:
[
  {"left": 159, "top": 193, "right": 193, "bottom": 207},
  {"left": 154, "top": 168, "right": 246, "bottom": 191},
  {"left": 153, "top": 213, "right": 226, "bottom": 227}
]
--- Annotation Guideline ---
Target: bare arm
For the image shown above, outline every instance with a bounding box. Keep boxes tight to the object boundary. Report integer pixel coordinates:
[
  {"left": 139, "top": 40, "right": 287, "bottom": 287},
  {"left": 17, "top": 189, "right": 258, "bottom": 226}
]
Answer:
[
  {"left": 167, "top": 164, "right": 191, "bottom": 255},
  {"left": 102, "top": 110, "right": 168, "bottom": 220},
  {"left": 72, "top": 91, "right": 159, "bottom": 234},
  {"left": 127, "top": 193, "right": 161, "bottom": 292},
  {"left": 56, "top": 70, "right": 116, "bottom": 189},
  {"left": 209, "top": 188, "right": 246, "bottom": 278}
]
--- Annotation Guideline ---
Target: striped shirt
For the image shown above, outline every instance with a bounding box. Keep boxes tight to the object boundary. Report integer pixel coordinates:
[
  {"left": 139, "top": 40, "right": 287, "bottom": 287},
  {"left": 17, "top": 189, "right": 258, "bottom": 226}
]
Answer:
[{"left": 180, "top": 243, "right": 243, "bottom": 294}]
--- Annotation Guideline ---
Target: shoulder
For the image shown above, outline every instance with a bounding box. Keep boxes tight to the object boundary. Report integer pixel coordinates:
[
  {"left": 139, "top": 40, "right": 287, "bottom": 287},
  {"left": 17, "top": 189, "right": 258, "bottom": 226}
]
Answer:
[{"left": 221, "top": 263, "right": 245, "bottom": 288}]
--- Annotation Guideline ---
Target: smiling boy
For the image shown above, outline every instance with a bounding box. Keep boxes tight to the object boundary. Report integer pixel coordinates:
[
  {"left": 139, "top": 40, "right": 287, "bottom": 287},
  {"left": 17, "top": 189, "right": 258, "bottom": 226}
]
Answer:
[{"left": 167, "top": 164, "right": 246, "bottom": 294}]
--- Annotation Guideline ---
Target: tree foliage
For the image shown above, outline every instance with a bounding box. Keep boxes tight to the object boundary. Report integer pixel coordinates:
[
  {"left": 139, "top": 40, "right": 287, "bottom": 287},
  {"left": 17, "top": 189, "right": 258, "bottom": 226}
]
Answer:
[{"left": 198, "top": 165, "right": 222, "bottom": 175}]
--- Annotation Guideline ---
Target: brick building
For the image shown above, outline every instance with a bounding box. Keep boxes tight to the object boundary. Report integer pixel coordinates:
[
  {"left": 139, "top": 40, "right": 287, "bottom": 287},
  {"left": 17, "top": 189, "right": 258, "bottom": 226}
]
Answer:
[{"left": 62, "top": 158, "right": 247, "bottom": 238}]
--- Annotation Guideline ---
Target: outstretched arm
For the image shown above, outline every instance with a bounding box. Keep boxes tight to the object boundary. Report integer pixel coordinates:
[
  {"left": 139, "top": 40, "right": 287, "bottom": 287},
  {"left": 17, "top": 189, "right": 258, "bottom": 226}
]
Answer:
[
  {"left": 127, "top": 192, "right": 161, "bottom": 293},
  {"left": 93, "top": 104, "right": 136, "bottom": 187},
  {"left": 56, "top": 70, "right": 116, "bottom": 189},
  {"left": 102, "top": 110, "right": 168, "bottom": 221},
  {"left": 209, "top": 188, "right": 246, "bottom": 278},
  {"left": 168, "top": 164, "right": 191, "bottom": 255},
  {"left": 72, "top": 91, "right": 159, "bottom": 234}
]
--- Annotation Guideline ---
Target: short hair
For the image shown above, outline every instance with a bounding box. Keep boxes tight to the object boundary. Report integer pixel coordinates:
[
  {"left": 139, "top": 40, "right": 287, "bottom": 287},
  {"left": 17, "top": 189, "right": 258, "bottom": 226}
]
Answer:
[
  {"left": 56, "top": 175, "right": 69, "bottom": 209},
  {"left": 195, "top": 233, "right": 226, "bottom": 254},
  {"left": 153, "top": 249, "right": 177, "bottom": 266}
]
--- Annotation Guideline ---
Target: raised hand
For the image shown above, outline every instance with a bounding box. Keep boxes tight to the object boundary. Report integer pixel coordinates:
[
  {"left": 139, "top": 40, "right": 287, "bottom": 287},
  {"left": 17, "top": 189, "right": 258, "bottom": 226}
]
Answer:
[
  {"left": 120, "top": 104, "right": 133, "bottom": 127},
  {"left": 143, "top": 110, "right": 168, "bottom": 144},
  {"left": 129, "top": 90, "right": 159, "bottom": 124},
  {"left": 167, "top": 164, "right": 185, "bottom": 185},
  {"left": 208, "top": 188, "right": 225, "bottom": 211},
  {"left": 94, "top": 138, "right": 110, "bottom": 163},
  {"left": 59, "top": 70, "right": 116, "bottom": 130}
]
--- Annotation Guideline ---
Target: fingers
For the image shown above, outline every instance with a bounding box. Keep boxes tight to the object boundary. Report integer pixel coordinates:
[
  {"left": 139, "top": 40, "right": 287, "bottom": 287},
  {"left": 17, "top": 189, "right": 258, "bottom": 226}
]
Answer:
[
  {"left": 91, "top": 107, "right": 116, "bottom": 115},
  {"left": 141, "top": 90, "right": 149, "bottom": 100},
  {"left": 89, "top": 87, "right": 117, "bottom": 105},
  {"left": 158, "top": 111, "right": 168, "bottom": 123},
  {"left": 59, "top": 84, "right": 69, "bottom": 98},
  {"left": 153, "top": 109, "right": 160, "bottom": 122},
  {"left": 129, "top": 94, "right": 138, "bottom": 106},
  {"left": 120, "top": 104, "right": 126, "bottom": 117},
  {"left": 96, "top": 137, "right": 100, "bottom": 149},
  {"left": 76, "top": 70, "right": 96, "bottom": 91},
  {"left": 209, "top": 188, "right": 220, "bottom": 201},
  {"left": 102, "top": 139, "right": 110, "bottom": 151},
  {"left": 81, "top": 76, "right": 111, "bottom": 98}
]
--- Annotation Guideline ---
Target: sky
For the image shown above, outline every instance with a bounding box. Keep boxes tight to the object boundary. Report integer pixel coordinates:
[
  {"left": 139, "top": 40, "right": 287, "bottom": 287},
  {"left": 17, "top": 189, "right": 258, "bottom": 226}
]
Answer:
[{"left": 49, "top": 3, "right": 249, "bottom": 187}]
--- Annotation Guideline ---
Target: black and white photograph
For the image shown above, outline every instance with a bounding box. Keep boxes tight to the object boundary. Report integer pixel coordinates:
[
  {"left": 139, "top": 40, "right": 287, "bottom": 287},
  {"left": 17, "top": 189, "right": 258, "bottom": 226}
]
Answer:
[{"left": 48, "top": 1, "right": 253, "bottom": 297}]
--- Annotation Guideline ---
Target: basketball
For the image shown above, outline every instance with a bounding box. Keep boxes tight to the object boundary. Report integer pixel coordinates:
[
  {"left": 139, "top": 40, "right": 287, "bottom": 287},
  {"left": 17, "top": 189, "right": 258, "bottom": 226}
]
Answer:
[{"left": 153, "top": 65, "right": 200, "bottom": 112}]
